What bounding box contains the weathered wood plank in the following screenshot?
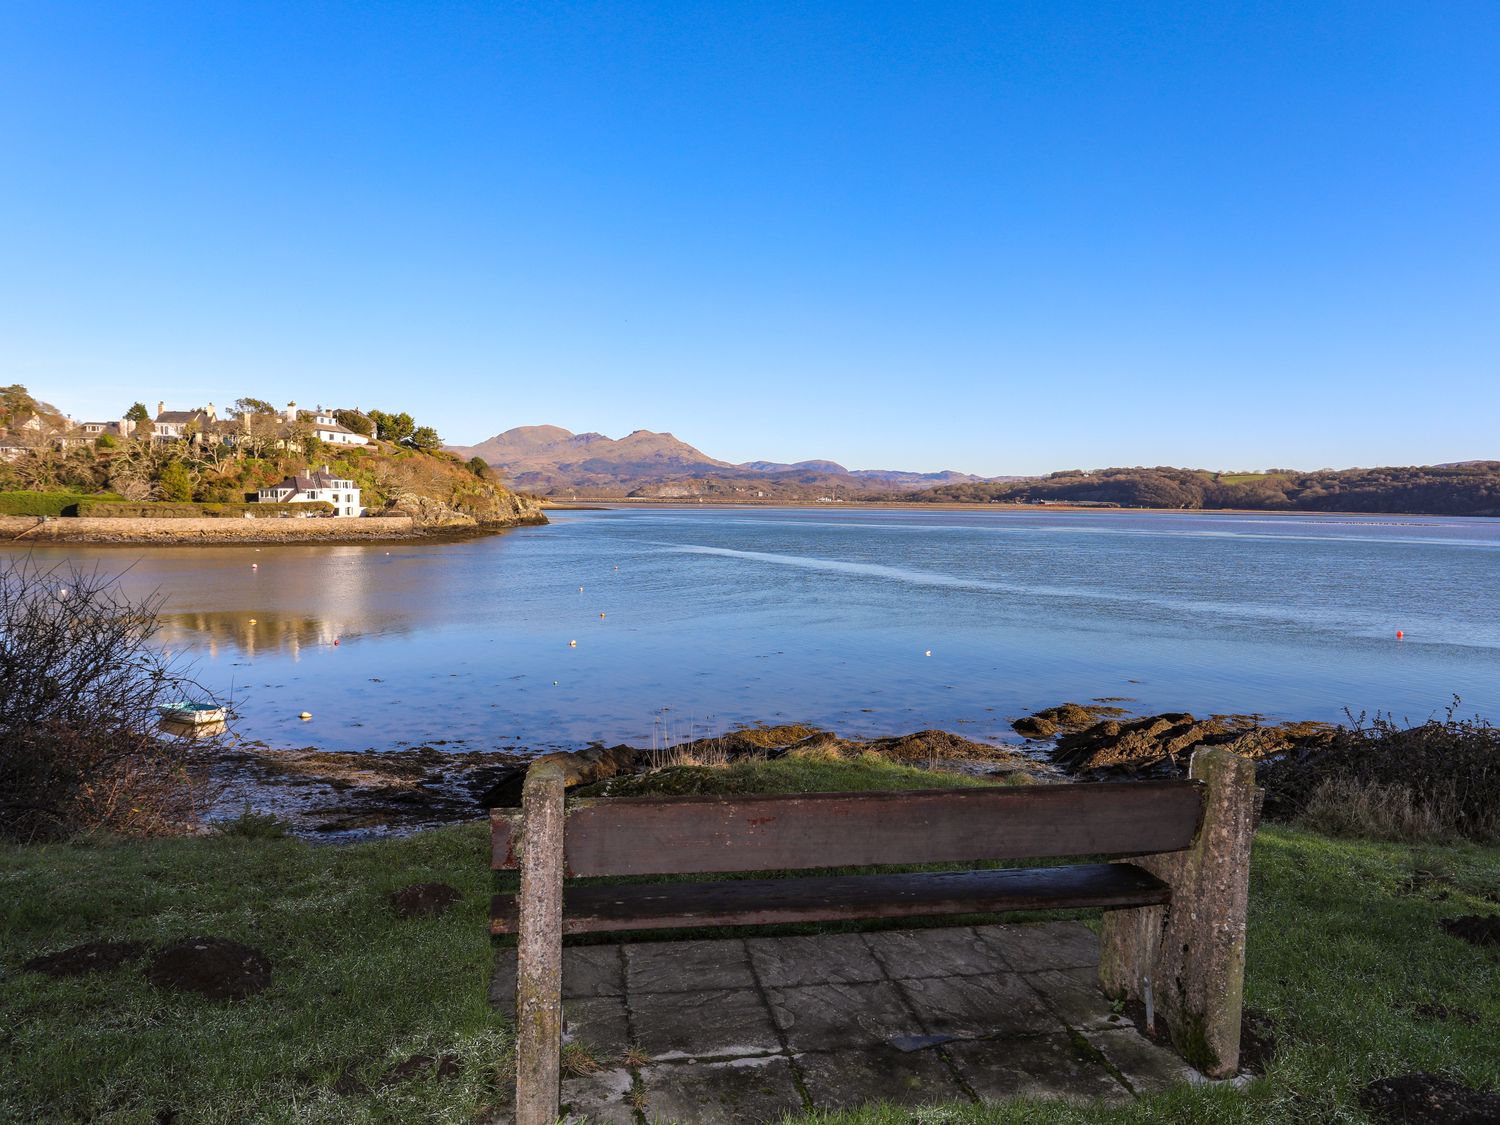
[545,782,1203,877]
[491,862,1170,934]
[490,808,519,870]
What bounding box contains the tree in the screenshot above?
[368,409,415,444]
[232,397,277,418]
[408,425,442,452]
[124,402,150,423]
[333,409,374,437]
[467,456,493,478]
[157,461,193,502]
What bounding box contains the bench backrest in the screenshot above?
[492,780,1204,878]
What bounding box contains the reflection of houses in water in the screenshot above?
[158,612,410,660]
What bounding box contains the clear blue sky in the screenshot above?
[2,2,1496,475]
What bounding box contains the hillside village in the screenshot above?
[0,385,540,528]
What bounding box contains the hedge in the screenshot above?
[74,500,337,519]
[0,491,121,517]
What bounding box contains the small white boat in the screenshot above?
[157,702,228,726]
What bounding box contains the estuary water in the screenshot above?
[8,506,1499,753]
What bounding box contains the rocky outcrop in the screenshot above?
[1051,713,1335,776]
[1012,702,1128,740]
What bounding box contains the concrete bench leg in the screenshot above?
[515,762,566,1125]
[1099,747,1258,1078]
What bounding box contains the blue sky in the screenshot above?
[2,2,1496,475]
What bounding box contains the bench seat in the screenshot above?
[491,861,1171,935]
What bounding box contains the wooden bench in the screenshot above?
[491,747,1258,1124]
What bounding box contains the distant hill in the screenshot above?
[913,464,1500,517]
[448,426,985,497]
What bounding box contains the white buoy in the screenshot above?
[299,711,312,720]
[248,618,257,624]
[924,650,932,657]
[569,639,578,647]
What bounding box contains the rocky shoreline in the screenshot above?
[0,511,546,546]
[207,707,1338,840]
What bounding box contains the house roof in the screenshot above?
[155,410,206,425]
[271,471,352,491]
[311,420,361,435]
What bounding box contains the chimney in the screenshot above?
[284,401,297,423]
[157,401,165,417]
[206,402,216,421]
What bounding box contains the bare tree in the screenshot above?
[0,559,217,840]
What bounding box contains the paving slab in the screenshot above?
[490,921,1207,1118]
[1085,1028,1200,1094]
[489,944,625,1010]
[562,995,632,1059]
[898,971,1059,1039]
[560,1066,636,1124]
[767,980,928,1051]
[624,939,756,994]
[630,986,782,1060]
[945,1033,1131,1104]
[641,1055,803,1124]
[975,921,1100,971]
[1022,967,1136,1032]
[745,932,885,987]
[862,926,1001,980]
[797,1045,970,1110]
[564,945,629,998]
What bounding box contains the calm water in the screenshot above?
[8,507,1499,753]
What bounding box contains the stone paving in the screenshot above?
[491,920,1204,1123]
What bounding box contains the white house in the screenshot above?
[306,407,371,447]
[256,469,364,517]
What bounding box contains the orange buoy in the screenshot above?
[1396,630,1404,639]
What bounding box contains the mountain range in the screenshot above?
[447,426,991,498]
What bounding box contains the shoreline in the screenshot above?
[211,707,1332,841]
[0,512,547,547]
[542,498,1472,519]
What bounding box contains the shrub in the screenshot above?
[75,500,335,518]
[1260,706,1500,844]
[0,560,215,841]
[0,491,107,517]
[157,461,193,502]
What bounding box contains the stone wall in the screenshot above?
[0,515,429,545]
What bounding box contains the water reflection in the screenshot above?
[158,610,412,659]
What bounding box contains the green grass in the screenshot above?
[574,751,1014,799]
[3,756,1498,1124]
[0,826,510,1124]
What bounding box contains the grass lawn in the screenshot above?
[3,756,1497,1124]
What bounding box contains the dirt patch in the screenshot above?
[1413,1003,1480,1025]
[1440,915,1500,947]
[22,940,150,977]
[1359,1073,1500,1124]
[144,937,272,1000]
[381,1053,461,1087]
[1238,1008,1280,1076]
[389,882,463,918]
